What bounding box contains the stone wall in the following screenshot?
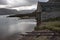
[41,11,60,21]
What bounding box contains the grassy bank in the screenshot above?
[43,17,60,22]
[35,21,60,32]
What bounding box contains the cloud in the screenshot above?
[0,0,49,7]
[0,0,38,7]
[0,0,7,5]
[25,0,38,5]
[39,0,49,2]
[7,0,38,6]
[0,0,49,14]
[8,4,37,11]
[7,0,28,6]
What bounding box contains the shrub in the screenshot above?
[35,21,60,32]
[43,17,60,22]
[34,26,40,30]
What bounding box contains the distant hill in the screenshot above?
[0,8,35,15]
[0,8,18,15]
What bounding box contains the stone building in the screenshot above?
[39,0,60,21]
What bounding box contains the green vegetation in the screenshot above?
[34,17,60,40]
[34,26,40,31]
[35,21,60,32]
[43,17,60,22]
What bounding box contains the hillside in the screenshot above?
[0,8,35,15]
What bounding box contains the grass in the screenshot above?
[35,21,60,32]
[43,17,60,22]
[34,26,40,31]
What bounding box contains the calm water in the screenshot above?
[0,15,36,39]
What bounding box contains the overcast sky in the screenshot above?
[0,0,49,6]
[0,0,49,11]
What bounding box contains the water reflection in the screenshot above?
[0,15,36,38]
